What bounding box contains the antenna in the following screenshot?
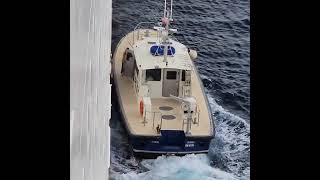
[164,0,173,20]
[164,0,167,17]
[158,0,176,63]
[170,0,173,21]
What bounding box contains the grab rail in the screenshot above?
[132,22,156,44]
[143,108,201,134]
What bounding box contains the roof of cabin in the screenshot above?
[133,37,193,70]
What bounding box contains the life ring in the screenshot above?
[139,100,144,116]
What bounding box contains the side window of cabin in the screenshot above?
[181,70,186,81]
[134,62,139,77]
[146,69,161,81]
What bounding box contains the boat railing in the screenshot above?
[130,21,179,47]
[143,111,162,129]
[132,22,157,45]
[143,108,201,134]
[181,108,201,133]
[182,85,191,97]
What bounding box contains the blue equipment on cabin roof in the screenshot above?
[150,45,176,56]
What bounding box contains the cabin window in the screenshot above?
[166,71,177,80]
[146,69,161,81]
[181,70,186,81]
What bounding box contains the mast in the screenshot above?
[170,0,173,21]
[162,0,172,63]
[164,0,167,17]
[155,0,176,63]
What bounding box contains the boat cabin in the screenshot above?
[121,38,194,100]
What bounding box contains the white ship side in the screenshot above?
[70,0,111,179]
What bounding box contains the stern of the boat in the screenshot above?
[129,130,213,157]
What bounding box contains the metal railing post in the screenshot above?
[152,112,155,129]
[197,111,200,126]
[132,22,154,45]
[160,113,163,129]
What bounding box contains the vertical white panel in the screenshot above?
[70,0,111,179]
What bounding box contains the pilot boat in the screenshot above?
[112,0,215,156]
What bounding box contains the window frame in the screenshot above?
[181,70,186,81]
[145,69,162,81]
[166,71,177,80]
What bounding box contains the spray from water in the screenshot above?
[115,154,239,180]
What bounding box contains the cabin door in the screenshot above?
[162,69,180,97]
[121,49,135,77]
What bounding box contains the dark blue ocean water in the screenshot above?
[110,0,250,179]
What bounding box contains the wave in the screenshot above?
[113,154,240,180]
[110,93,250,179]
[207,94,250,178]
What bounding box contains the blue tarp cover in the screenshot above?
[150,45,176,56]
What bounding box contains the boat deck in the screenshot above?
[113,29,214,137]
